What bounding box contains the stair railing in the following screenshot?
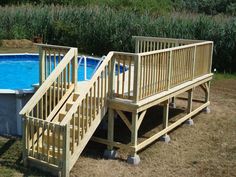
[19,45,78,173]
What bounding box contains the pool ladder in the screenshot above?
[78,55,105,81]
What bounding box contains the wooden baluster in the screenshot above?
[93,82,96,118]
[52,124,56,164]
[77,106,81,145]
[128,57,131,98]
[122,59,125,98]
[117,59,120,95]
[47,122,50,162]
[81,100,85,138]
[90,88,92,124]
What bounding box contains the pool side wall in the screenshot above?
[0,90,34,136]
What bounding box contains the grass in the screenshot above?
[213,73,236,80]
[0,137,51,177]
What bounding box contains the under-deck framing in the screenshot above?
[20,36,213,176]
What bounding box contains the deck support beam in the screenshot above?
[185,89,194,125]
[203,81,211,113]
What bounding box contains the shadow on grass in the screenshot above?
[0,137,51,177]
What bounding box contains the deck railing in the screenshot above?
[23,117,64,166]
[106,37,213,102]
[137,41,213,100]
[133,36,203,53]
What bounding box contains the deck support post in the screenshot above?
[203,82,211,113]
[104,108,117,159]
[127,111,140,165]
[185,89,194,125]
[160,100,171,143]
[170,97,176,108]
[22,118,28,167]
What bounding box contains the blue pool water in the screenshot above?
[0,54,100,90]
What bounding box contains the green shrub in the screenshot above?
[0,5,235,72]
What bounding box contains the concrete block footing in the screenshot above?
[203,107,211,114]
[127,154,140,165]
[169,102,176,109]
[185,118,194,126]
[103,149,118,159]
[159,134,171,143]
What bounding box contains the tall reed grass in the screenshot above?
[0,5,235,72]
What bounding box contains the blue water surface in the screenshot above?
[0,54,100,90]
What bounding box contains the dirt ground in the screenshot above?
[0,76,235,177]
[69,79,236,177]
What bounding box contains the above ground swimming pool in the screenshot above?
[0,53,101,90]
[0,53,102,136]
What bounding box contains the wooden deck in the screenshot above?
[19,36,213,177]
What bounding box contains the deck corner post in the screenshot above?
[73,48,78,92]
[62,124,70,177]
[133,55,140,103]
[209,42,214,74]
[192,45,197,80]
[39,46,46,85]
[108,56,115,99]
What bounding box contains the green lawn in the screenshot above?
[0,137,51,177]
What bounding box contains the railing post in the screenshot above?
[192,46,197,80]
[209,42,214,74]
[62,124,70,177]
[73,48,78,92]
[39,46,46,85]
[167,51,172,90]
[133,55,140,103]
[135,38,139,53]
[108,56,115,99]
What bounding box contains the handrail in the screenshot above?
[138,41,213,56]
[36,43,73,50]
[60,52,114,126]
[133,36,206,53]
[133,36,204,44]
[20,48,77,116]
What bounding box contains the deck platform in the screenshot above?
[20,36,213,176]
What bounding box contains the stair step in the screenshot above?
[66,102,74,111]
[73,93,80,101]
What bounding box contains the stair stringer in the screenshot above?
[69,106,107,170]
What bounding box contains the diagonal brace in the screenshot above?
[116,110,132,131]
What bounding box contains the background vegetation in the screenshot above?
[0,1,235,73]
